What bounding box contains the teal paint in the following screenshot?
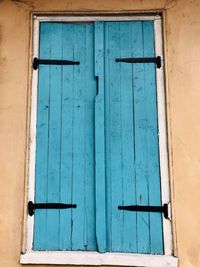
[104,23,112,250]
[133,21,151,253]
[94,21,107,252]
[59,23,74,250]
[71,24,87,250]
[34,22,97,251]
[105,22,124,252]
[33,21,163,254]
[85,24,98,251]
[119,22,137,253]
[71,23,96,251]
[104,21,163,253]
[46,23,62,250]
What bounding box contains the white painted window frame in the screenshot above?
[21,14,178,267]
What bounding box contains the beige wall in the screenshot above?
[0,0,200,266]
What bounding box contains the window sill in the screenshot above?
[20,251,178,266]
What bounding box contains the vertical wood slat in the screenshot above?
[119,22,137,253]
[71,24,86,250]
[59,23,74,250]
[46,23,62,250]
[94,21,107,253]
[84,24,97,251]
[106,22,123,252]
[104,22,112,251]
[143,21,163,254]
[34,22,51,250]
[132,21,151,253]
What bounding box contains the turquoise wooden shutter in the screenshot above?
[103,21,163,254]
[34,22,97,251]
[33,20,163,254]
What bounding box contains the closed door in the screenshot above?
[33,21,164,254]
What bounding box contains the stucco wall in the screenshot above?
[0,0,200,266]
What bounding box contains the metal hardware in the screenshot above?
[28,201,77,216]
[33,57,80,70]
[115,56,161,68]
[118,203,168,219]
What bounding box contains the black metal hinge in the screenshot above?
[33,57,80,70]
[118,203,169,219]
[115,56,161,68]
[28,201,77,216]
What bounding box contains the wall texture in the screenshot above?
[0,0,200,266]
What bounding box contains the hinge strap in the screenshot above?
[28,201,77,216]
[115,56,161,68]
[33,57,80,70]
[118,203,168,219]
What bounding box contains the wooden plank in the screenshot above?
[104,22,112,251]
[20,251,178,267]
[106,22,123,252]
[132,21,150,253]
[154,18,172,255]
[119,22,137,253]
[46,23,63,250]
[84,23,97,251]
[143,21,163,254]
[71,24,87,250]
[94,21,107,252]
[34,22,51,250]
[27,18,40,252]
[21,251,178,266]
[36,15,161,23]
[59,23,74,250]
